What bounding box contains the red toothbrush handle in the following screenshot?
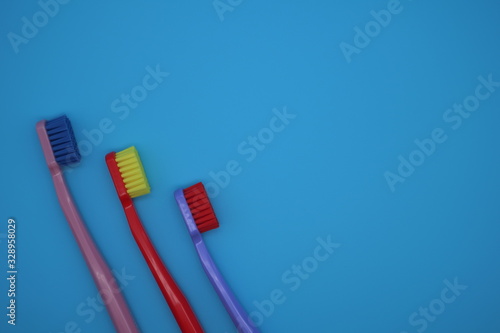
[124,204,204,333]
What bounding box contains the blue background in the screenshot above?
[1,0,500,332]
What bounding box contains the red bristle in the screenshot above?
[183,183,219,233]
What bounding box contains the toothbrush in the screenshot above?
[105,146,204,333]
[174,182,259,333]
[36,115,139,333]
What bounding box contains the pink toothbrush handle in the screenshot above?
[53,172,138,333]
[37,121,139,333]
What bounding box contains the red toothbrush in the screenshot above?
[106,146,204,333]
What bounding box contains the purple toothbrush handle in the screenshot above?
[175,190,260,333]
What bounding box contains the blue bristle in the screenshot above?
[45,115,81,166]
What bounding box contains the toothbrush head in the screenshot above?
[106,146,150,201]
[183,182,219,233]
[45,115,81,166]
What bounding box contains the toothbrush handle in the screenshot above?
[52,172,139,333]
[194,239,259,333]
[123,204,204,333]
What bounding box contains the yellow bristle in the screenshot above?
[115,146,150,198]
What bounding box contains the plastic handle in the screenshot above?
[123,204,204,333]
[175,190,260,333]
[36,121,139,333]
